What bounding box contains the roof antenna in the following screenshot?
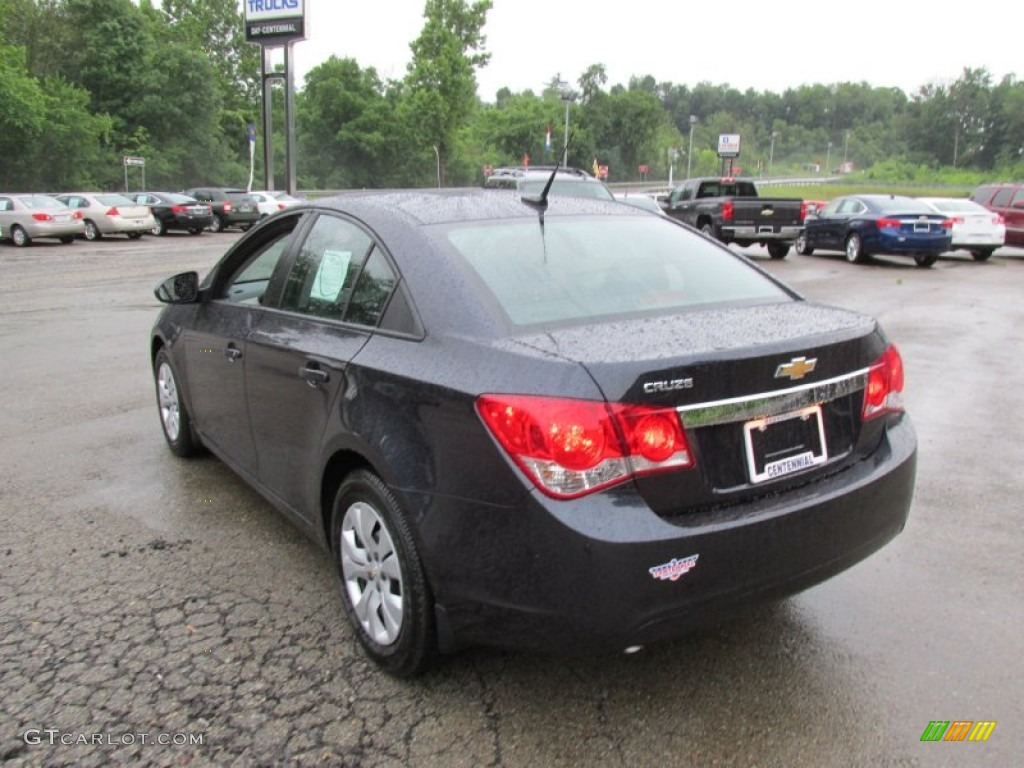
[522,130,574,220]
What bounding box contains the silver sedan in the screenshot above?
[57,192,157,241]
[0,193,85,246]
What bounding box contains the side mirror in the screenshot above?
[154,271,199,304]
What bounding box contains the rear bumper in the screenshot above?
[24,221,85,239]
[875,230,950,255]
[104,217,156,234]
[421,416,916,655]
[722,225,802,241]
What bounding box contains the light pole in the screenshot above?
[843,130,850,165]
[559,80,576,167]
[686,115,697,179]
[432,145,440,188]
[769,131,777,176]
[826,141,833,174]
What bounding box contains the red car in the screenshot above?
[970,183,1024,247]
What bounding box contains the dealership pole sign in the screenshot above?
[244,0,306,45]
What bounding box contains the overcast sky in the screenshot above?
[285,0,1021,100]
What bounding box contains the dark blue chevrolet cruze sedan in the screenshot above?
[151,188,917,676]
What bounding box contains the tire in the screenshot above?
[151,218,166,236]
[795,233,814,256]
[154,348,200,458]
[11,225,30,247]
[845,233,865,264]
[331,470,435,678]
[700,222,715,240]
[59,236,75,244]
[240,223,252,232]
[209,216,224,233]
[767,242,789,260]
[914,253,938,268]
[971,249,994,262]
[84,220,101,241]
[189,228,203,235]
[127,232,143,239]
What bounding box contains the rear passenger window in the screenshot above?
[1012,189,1024,206]
[281,215,373,319]
[991,189,1013,207]
[346,250,397,326]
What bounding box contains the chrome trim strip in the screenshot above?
[677,369,869,428]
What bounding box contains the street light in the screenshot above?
[559,80,576,167]
[432,145,440,188]
[769,131,777,176]
[826,141,833,174]
[843,130,850,165]
[686,115,697,179]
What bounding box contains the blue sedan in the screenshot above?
[796,194,952,267]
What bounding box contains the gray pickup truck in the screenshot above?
[661,177,806,259]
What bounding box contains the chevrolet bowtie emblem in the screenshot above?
[761,209,774,216]
[775,356,817,380]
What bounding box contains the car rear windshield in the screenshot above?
[97,194,134,206]
[18,195,64,209]
[444,215,790,326]
[873,197,935,214]
[518,180,614,200]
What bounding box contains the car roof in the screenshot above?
[306,187,636,228]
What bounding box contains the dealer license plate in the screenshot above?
[743,405,827,484]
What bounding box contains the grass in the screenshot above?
[767,182,974,201]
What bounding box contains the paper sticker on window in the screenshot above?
[311,249,351,301]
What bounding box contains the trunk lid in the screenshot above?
[514,301,889,513]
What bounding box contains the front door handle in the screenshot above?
[225,346,242,362]
[299,365,329,387]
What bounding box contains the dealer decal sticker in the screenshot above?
[649,555,699,582]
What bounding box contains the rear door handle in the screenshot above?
[299,365,329,387]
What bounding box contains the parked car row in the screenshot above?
[795,192,1007,266]
[0,187,304,246]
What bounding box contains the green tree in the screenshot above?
[297,57,400,188]
[402,0,492,186]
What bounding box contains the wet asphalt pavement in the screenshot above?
[1,231,1021,767]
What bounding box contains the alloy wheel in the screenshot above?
[156,362,181,441]
[340,500,404,646]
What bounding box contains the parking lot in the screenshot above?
[1,233,1022,766]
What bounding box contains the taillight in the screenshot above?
[277,203,286,211]
[477,394,693,499]
[223,202,233,213]
[863,345,905,420]
[32,213,53,221]
[940,218,954,230]
[72,211,83,219]
[993,214,1005,225]
[170,205,187,214]
[722,200,734,222]
[949,216,964,225]
[106,207,120,216]
[876,218,901,229]
[799,201,809,222]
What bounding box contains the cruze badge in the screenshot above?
[643,377,693,394]
[649,555,699,582]
[775,356,817,380]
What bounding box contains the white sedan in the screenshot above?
[247,190,303,219]
[918,197,1006,261]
